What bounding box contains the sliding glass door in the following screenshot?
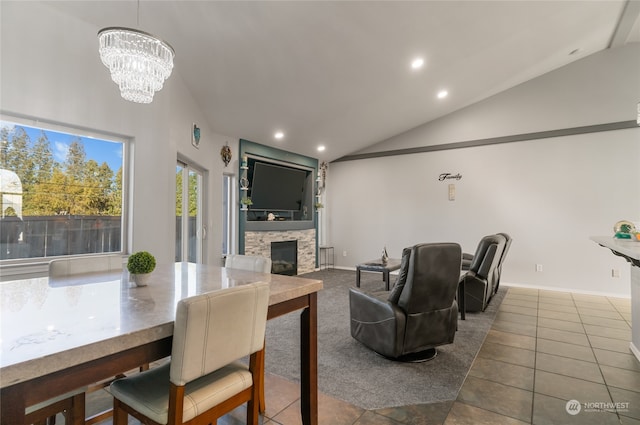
[175,161,206,263]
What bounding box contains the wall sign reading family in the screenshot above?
[438,173,462,181]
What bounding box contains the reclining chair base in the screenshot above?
[390,348,438,363]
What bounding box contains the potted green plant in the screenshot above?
[127,251,156,286]
[240,197,253,210]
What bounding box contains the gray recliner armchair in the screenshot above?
[492,233,512,293]
[460,234,507,312]
[349,242,462,361]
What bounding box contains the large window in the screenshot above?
[0,118,126,261]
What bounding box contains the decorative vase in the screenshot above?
[131,273,152,287]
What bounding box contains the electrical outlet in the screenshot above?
[612,269,620,278]
[536,264,543,272]
[343,250,347,257]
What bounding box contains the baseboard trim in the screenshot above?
[314,271,631,298]
[502,281,631,299]
[630,342,640,363]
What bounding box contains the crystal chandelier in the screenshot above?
[98,27,175,103]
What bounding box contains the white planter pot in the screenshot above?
[131,273,152,287]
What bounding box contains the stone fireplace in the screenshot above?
[244,229,316,274]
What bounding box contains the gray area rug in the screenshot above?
[265,269,506,410]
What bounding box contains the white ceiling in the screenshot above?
[47,0,640,162]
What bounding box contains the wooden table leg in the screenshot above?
[383,270,390,290]
[259,339,266,414]
[1,383,26,425]
[458,278,466,320]
[356,267,362,287]
[300,293,318,425]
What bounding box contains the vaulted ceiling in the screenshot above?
[47,0,640,161]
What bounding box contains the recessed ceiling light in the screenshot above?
[274,131,284,139]
[437,90,448,99]
[317,145,326,152]
[411,58,424,70]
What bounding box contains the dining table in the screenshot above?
[0,262,323,425]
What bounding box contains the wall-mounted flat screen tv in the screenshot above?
[251,162,307,211]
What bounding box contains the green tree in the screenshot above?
[80,160,114,214]
[6,127,34,187]
[0,127,10,168]
[188,172,198,216]
[1,123,123,217]
[175,168,198,217]
[39,168,72,215]
[176,168,183,216]
[64,138,86,181]
[108,167,123,215]
[81,159,102,214]
[25,132,57,215]
[31,131,55,182]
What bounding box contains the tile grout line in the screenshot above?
[531,288,540,424]
[572,292,620,421]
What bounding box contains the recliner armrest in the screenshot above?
[460,270,485,284]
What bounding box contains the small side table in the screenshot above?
[356,258,401,291]
[319,246,334,270]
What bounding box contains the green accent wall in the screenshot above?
[238,139,319,266]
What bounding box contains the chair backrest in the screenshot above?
[170,282,270,386]
[468,235,505,277]
[387,247,412,304]
[225,254,272,274]
[49,254,123,277]
[396,242,462,314]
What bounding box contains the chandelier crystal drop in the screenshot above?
[98,27,175,104]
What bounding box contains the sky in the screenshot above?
[1,121,123,173]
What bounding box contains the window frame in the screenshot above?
[222,172,236,258]
[0,113,131,273]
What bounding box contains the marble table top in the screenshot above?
[591,236,640,264]
[0,262,323,389]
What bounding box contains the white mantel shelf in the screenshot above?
[591,236,640,363]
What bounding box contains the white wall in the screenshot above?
[0,1,238,265]
[327,44,640,297]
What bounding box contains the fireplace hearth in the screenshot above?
[271,240,297,276]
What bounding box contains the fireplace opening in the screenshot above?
[271,240,297,276]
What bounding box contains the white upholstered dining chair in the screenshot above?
[110,281,270,425]
[224,254,272,274]
[224,253,272,413]
[26,255,124,424]
[48,254,123,277]
[37,254,124,425]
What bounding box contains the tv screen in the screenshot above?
[251,162,307,211]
